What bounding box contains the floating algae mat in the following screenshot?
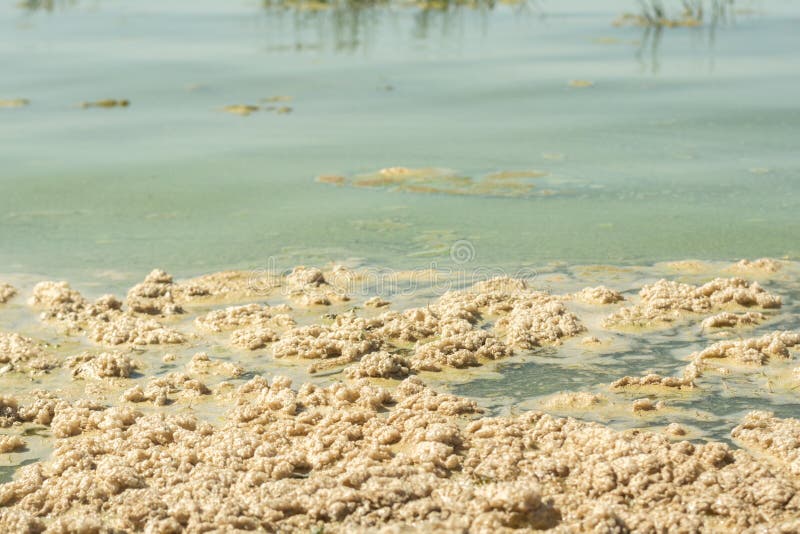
[317,167,554,198]
[2,258,800,530]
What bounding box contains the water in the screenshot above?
[1,0,799,282]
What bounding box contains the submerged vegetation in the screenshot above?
[16,0,77,10]
[15,0,735,24]
[15,0,736,51]
[616,0,735,28]
[261,0,529,12]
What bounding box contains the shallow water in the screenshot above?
[2,0,800,281]
[2,259,800,486]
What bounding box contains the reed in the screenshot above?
[618,0,734,27]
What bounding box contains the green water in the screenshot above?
[1,0,799,282]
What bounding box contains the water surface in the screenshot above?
[1,0,799,281]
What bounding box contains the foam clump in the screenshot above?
[195,303,294,350]
[30,279,185,346]
[0,283,16,304]
[0,332,52,375]
[344,351,411,379]
[571,286,625,305]
[611,368,698,391]
[195,303,293,332]
[174,270,266,301]
[66,351,136,379]
[0,434,24,453]
[185,352,244,378]
[604,277,781,328]
[701,311,766,329]
[664,423,687,437]
[125,269,183,315]
[1,390,140,439]
[269,276,584,375]
[691,331,800,367]
[364,296,390,308]
[412,330,510,371]
[121,372,210,406]
[88,314,186,345]
[731,258,783,274]
[732,411,800,476]
[631,398,665,413]
[2,378,799,531]
[495,298,585,348]
[273,323,380,363]
[286,266,350,306]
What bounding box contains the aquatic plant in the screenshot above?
[16,0,77,10]
[616,0,734,27]
[261,0,530,12]
[258,0,537,51]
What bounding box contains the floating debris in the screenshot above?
[222,104,260,116]
[592,37,622,45]
[223,103,293,116]
[315,174,347,186]
[0,98,29,108]
[603,277,781,329]
[261,95,293,103]
[730,257,783,274]
[79,99,130,108]
[317,166,552,198]
[0,283,16,304]
[484,170,547,180]
[0,435,25,453]
[701,311,767,329]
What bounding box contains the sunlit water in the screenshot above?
[2,0,800,280]
[1,0,800,482]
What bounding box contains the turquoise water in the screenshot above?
[1,0,800,281]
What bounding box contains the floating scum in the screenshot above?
[316,167,554,198]
[0,259,800,531]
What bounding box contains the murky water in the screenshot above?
[2,0,800,280]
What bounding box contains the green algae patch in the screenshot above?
[79,99,130,109]
[222,103,293,116]
[223,104,260,116]
[0,99,29,108]
[316,174,347,186]
[316,166,552,198]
